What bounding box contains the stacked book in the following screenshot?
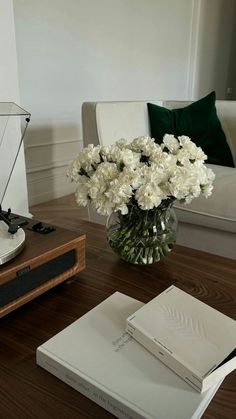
[36,286,236,419]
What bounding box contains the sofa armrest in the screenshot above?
[82,101,163,147]
[215,101,236,166]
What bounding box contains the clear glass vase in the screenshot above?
[106,200,178,265]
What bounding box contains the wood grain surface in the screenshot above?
[0,199,235,419]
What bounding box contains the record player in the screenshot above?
[0,103,31,264]
[0,103,86,318]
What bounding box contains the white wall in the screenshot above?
[13,0,236,205]
[13,0,197,205]
[0,0,29,216]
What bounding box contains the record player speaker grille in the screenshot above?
[0,250,75,308]
[0,222,86,318]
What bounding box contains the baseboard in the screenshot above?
[27,165,76,206]
[25,136,82,206]
[28,181,76,206]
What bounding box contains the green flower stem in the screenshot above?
[107,201,177,265]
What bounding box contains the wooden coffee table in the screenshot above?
[0,218,235,419]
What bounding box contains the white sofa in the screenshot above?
[81,100,236,260]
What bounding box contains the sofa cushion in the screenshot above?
[147,92,234,167]
[174,164,236,233]
[96,102,152,145]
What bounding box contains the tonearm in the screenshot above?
[0,206,19,235]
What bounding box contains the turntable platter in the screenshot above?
[0,221,25,265]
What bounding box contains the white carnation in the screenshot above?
[93,161,118,182]
[75,176,89,207]
[68,134,215,214]
[91,195,114,216]
[130,136,156,153]
[87,162,119,215]
[120,149,141,169]
[116,138,129,149]
[78,144,101,174]
[178,135,207,162]
[67,157,81,182]
[162,134,180,153]
[201,183,214,198]
[169,166,201,200]
[135,183,164,210]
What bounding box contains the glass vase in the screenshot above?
[106,200,177,265]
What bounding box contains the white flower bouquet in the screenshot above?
[67,135,215,264]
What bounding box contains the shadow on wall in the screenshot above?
[24,122,82,206]
[226,2,236,100]
[195,0,236,100]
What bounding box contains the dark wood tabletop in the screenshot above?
[0,218,235,419]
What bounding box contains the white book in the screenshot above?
[37,292,222,419]
[126,286,236,393]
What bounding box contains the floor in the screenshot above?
[30,194,89,226]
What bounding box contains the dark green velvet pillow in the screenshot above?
[147,92,234,167]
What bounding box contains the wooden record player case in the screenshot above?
[0,219,86,318]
